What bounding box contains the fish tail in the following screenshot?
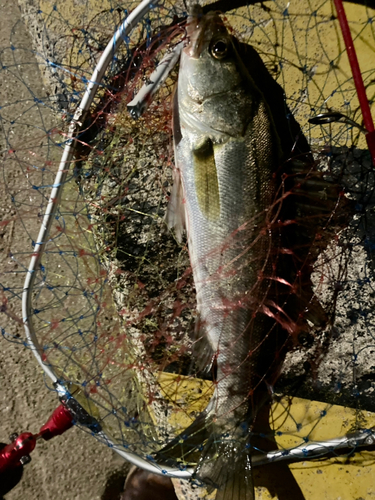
[156,410,255,499]
[194,424,254,500]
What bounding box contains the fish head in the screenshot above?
[179,7,243,104]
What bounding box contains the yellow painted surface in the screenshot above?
[158,372,375,499]
[227,0,375,150]
[270,399,375,500]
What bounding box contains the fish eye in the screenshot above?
[209,38,230,60]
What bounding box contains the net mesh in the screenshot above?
[1,0,375,492]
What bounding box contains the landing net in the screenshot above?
[1,0,375,494]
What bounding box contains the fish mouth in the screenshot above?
[185,6,228,59]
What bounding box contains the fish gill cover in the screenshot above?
[1,0,375,498]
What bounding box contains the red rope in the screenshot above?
[333,0,375,166]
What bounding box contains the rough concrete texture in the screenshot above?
[0,2,130,499]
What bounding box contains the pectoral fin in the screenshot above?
[193,139,220,221]
[194,424,255,500]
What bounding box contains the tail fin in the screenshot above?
[156,413,254,500]
[194,429,254,500]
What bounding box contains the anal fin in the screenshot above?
[194,427,255,500]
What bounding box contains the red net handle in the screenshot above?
[333,0,375,166]
[0,404,73,474]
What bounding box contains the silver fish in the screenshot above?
[163,9,283,499]
[161,6,339,500]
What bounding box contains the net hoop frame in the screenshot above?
[19,0,195,479]
[19,0,375,480]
